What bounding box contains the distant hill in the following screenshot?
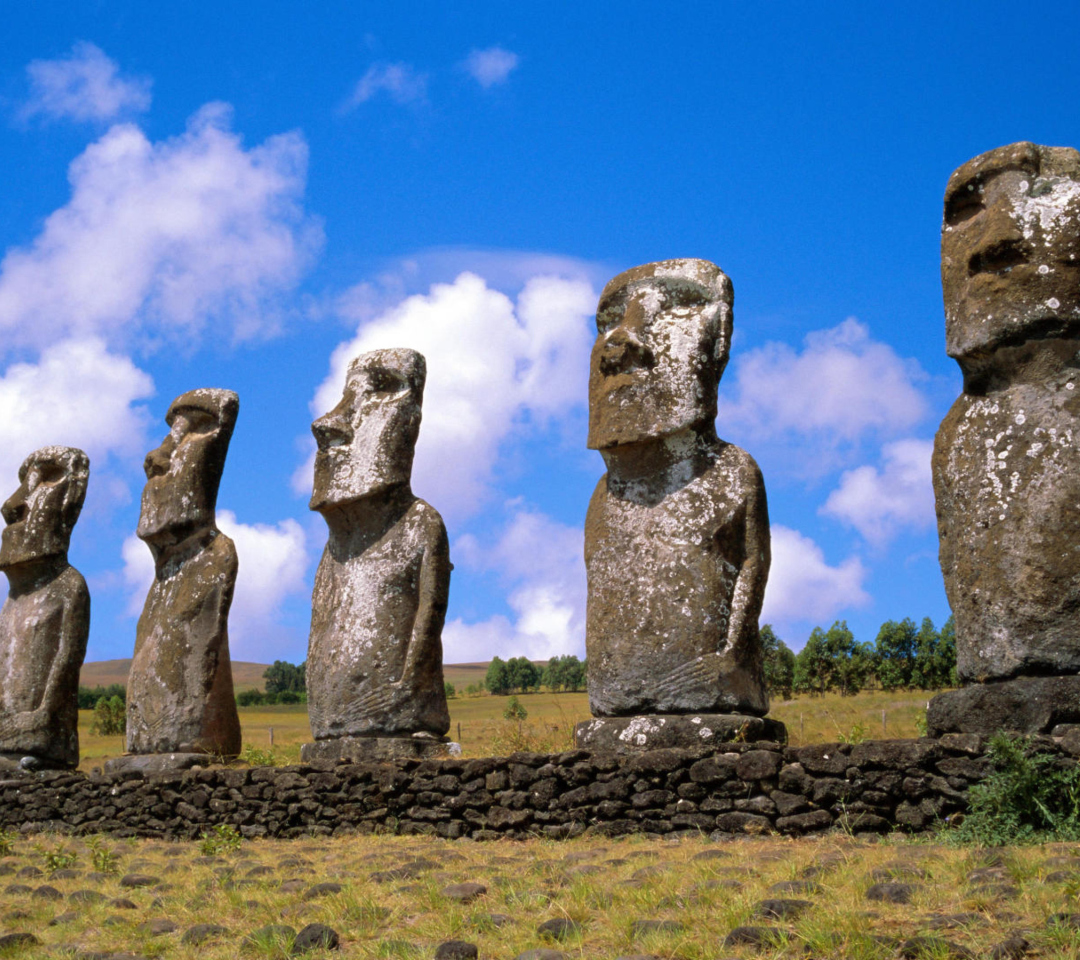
[80,659,540,692]
[81,659,271,692]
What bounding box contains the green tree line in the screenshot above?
[762,616,957,699]
[483,655,587,695]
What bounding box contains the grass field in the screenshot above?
[76,688,939,771]
[0,829,1076,959]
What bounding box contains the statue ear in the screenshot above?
[59,464,89,534]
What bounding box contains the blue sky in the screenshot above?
[2,3,1078,665]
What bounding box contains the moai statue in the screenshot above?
[928,142,1080,736]
[574,259,784,753]
[300,348,452,762]
[0,447,89,770]
[110,390,242,772]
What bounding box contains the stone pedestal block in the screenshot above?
[574,713,786,753]
[300,736,459,763]
[928,676,1080,736]
[104,753,210,775]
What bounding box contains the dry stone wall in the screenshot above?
[1,735,1075,841]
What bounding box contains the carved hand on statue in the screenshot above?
[351,681,402,721]
[651,654,723,703]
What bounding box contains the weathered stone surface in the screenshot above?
[575,714,784,753]
[934,143,1080,698]
[104,752,208,775]
[306,349,450,745]
[928,676,1080,736]
[584,259,770,718]
[125,389,241,758]
[300,735,454,763]
[0,447,90,769]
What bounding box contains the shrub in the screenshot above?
[90,695,126,735]
[199,823,243,855]
[951,732,1080,845]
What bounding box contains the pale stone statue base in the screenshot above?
[574,714,787,753]
[928,677,1080,737]
[300,736,460,763]
[104,753,213,775]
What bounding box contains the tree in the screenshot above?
[794,627,830,696]
[912,615,957,690]
[506,656,541,693]
[760,625,795,700]
[543,655,586,692]
[444,681,456,699]
[91,695,126,735]
[874,618,918,690]
[485,657,509,696]
[263,660,306,695]
[795,620,870,696]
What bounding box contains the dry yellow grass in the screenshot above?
[0,830,1075,959]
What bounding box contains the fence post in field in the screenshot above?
[882,710,887,736]
[269,726,274,747]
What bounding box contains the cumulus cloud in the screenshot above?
[21,42,151,123]
[305,271,595,519]
[463,47,519,88]
[443,508,585,662]
[0,338,153,486]
[345,62,428,107]
[761,525,869,628]
[0,102,321,351]
[821,438,935,546]
[121,511,309,661]
[719,318,928,469]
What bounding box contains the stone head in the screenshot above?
[942,141,1080,368]
[588,258,733,450]
[0,446,89,571]
[137,388,238,546]
[310,348,425,513]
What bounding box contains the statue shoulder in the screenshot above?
[706,441,765,490]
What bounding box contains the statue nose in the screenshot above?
[312,410,353,450]
[1,486,27,526]
[144,443,171,480]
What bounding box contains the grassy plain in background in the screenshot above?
[77,687,937,771]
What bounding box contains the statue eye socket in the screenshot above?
[663,287,708,309]
[945,183,984,226]
[364,369,407,395]
[27,462,64,489]
[596,303,623,333]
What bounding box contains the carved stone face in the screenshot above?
[587,259,733,450]
[137,389,238,546]
[0,446,89,571]
[942,141,1080,366]
[310,348,425,512]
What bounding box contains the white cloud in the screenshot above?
[0,338,153,486]
[463,47,519,88]
[306,271,595,520]
[121,511,309,661]
[22,42,151,123]
[719,318,928,459]
[0,102,321,351]
[761,524,869,628]
[821,438,935,546]
[345,62,428,107]
[444,508,585,662]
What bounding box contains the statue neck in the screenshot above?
[2,553,67,597]
[146,526,217,578]
[961,335,1080,394]
[601,425,719,500]
[320,483,416,559]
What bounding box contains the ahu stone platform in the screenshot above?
[2,734,1075,842]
